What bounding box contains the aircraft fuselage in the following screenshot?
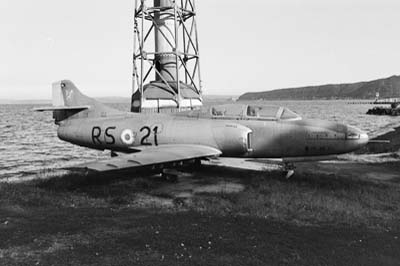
[57,112,368,158]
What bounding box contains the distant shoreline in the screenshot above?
[0,100,51,105]
[238,75,400,101]
[0,98,387,105]
[0,95,237,105]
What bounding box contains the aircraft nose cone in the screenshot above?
[346,125,369,149]
[359,131,369,145]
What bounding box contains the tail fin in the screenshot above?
[35,80,123,123]
[53,80,94,107]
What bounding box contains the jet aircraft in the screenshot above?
[35,80,369,178]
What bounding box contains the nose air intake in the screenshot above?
[247,132,253,152]
[359,132,369,145]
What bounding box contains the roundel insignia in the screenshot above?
[121,129,134,145]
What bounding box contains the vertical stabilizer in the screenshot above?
[52,80,97,107]
[35,80,123,123]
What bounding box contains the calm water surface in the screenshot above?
[1,101,399,180]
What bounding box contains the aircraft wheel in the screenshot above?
[192,159,202,170]
[283,162,296,179]
[285,170,295,179]
[161,170,179,183]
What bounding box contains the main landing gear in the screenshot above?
[160,159,203,182]
[161,169,180,182]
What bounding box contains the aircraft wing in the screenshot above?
[73,144,222,172]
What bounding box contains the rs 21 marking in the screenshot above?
[91,125,159,146]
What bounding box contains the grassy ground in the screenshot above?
[1,163,400,265]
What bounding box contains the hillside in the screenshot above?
[239,75,400,101]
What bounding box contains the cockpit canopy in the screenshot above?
[209,104,301,121]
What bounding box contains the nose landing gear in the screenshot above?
[284,162,296,179]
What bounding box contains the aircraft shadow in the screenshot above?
[33,162,384,199]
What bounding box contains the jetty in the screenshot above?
[347,98,400,105]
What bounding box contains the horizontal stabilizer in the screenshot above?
[33,105,90,112]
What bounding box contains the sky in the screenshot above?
[0,0,399,99]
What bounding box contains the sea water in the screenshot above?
[0,101,399,181]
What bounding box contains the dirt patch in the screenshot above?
[129,193,175,209]
[193,182,245,194]
[151,176,245,199]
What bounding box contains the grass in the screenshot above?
[1,164,400,265]
[187,165,400,230]
[1,164,400,230]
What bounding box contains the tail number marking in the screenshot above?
[140,126,159,146]
[91,126,116,145]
